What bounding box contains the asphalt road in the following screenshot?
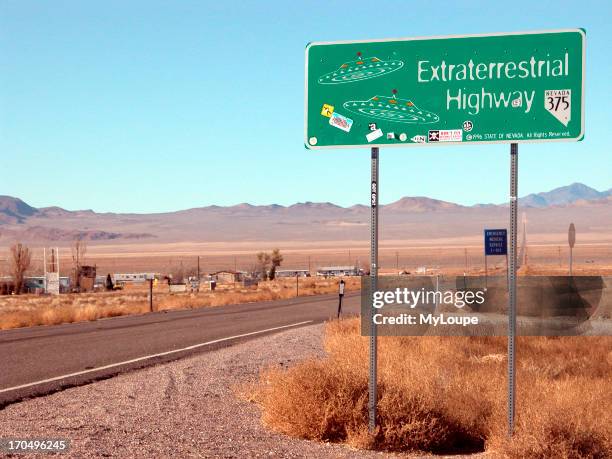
[0,292,360,407]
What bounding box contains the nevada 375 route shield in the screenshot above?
[305,29,585,149]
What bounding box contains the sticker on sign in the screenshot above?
[366,129,383,142]
[428,129,462,142]
[329,112,353,132]
[321,103,334,118]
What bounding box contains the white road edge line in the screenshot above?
[0,320,314,394]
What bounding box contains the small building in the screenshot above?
[169,283,187,294]
[212,270,244,283]
[24,276,71,294]
[24,276,45,293]
[0,276,70,294]
[76,265,97,292]
[275,269,311,278]
[316,266,362,277]
[94,275,108,290]
[112,273,157,284]
[0,276,14,295]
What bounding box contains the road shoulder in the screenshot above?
[0,323,396,458]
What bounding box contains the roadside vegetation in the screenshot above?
[0,277,360,331]
[253,318,612,458]
[256,248,284,280]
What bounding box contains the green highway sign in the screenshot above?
[305,29,585,149]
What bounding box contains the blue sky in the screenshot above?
[1,0,610,213]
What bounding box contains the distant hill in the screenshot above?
[0,196,38,223]
[384,197,462,212]
[0,196,155,241]
[518,183,612,208]
[0,183,610,243]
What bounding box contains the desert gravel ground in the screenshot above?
[0,324,489,458]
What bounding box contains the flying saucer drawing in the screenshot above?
[318,52,403,85]
[342,91,440,124]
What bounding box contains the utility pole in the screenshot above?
[395,251,399,271]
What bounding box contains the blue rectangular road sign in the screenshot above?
[485,229,508,255]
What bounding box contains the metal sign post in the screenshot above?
[508,143,518,436]
[484,254,488,290]
[369,147,379,432]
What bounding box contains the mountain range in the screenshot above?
[518,183,612,207]
[0,183,610,244]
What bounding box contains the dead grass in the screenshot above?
[253,318,612,457]
[0,277,360,330]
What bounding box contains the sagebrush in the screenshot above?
[254,319,612,458]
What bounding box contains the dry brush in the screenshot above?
[253,318,612,458]
[0,277,359,331]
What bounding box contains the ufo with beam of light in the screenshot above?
[318,53,404,84]
[342,93,440,124]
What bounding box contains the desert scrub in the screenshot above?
[254,318,612,457]
[0,277,360,330]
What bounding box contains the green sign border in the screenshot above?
[304,29,585,150]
